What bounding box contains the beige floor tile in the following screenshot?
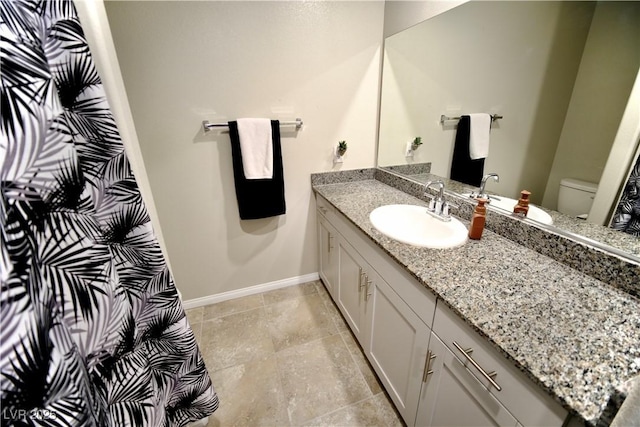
[200,307,275,372]
[205,356,289,427]
[340,331,384,395]
[264,294,338,352]
[185,306,204,325]
[302,395,394,427]
[203,294,264,321]
[276,334,371,425]
[315,281,350,333]
[262,282,318,306]
[372,393,405,427]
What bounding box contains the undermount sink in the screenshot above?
[463,194,553,225]
[369,204,468,249]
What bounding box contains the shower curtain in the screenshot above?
[611,151,640,236]
[1,1,218,425]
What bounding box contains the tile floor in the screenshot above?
[186,280,405,427]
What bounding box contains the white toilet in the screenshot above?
[557,178,598,219]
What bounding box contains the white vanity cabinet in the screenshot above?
[416,331,520,427]
[316,194,437,424]
[421,303,568,427]
[336,236,370,343]
[334,220,431,423]
[366,269,432,424]
[317,214,338,297]
[314,194,568,427]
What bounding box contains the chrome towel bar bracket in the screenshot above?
[440,114,503,124]
[202,118,304,133]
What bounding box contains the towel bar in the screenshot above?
[440,114,503,124]
[203,118,303,133]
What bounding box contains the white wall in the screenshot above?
[74,0,173,272]
[378,1,594,203]
[104,1,384,300]
[589,69,640,225]
[542,1,640,211]
[383,0,465,38]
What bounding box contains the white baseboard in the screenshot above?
[181,272,320,310]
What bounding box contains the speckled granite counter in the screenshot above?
[374,168,640,299]
[312,176,640,426]
[381,165,640,260]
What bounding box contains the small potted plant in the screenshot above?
[411,137,422,151]
[337,141,348,157]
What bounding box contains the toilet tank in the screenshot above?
[557,178,598,217]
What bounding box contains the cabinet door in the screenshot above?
[318,215,337,297]
[337,237,367,341]
[416,333,519,427]
[366,273,431,426]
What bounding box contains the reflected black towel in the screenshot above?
[450,115,485,187]
[229,120,286,220]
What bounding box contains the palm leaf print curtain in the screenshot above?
[1,1,218,425]
[611,151,640,236]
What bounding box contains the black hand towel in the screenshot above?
[228,120,286,220]
[450,115,485,187]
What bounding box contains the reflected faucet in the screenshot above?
[476,173,499,199]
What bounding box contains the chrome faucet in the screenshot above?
[424,180,452,221]
[474,173,499,199]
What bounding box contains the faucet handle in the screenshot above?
[442,202,450,218]
[435,199,443,214]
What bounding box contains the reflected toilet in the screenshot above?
[557,178,598,219]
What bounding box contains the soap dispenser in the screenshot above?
[468,198,487,240]
[513,190,531,217]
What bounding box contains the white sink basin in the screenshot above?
[369,204,468,249]
[462,194,553,225]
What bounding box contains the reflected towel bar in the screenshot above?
[202,118,304,133]
[440,114,503,124]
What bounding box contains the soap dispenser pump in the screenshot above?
[513,190,531,217]
[468,198,487,240]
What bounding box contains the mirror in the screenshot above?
[378,0,640,259]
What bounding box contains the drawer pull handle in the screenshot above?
[328,235,334,251]
[452,341,502,391]
[319,206,328,214]
[422,350,436,383]
[359,269,366,291]
[365,276,372,300]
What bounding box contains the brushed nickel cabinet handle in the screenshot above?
[365,276,372,300]
[359,268,366,291]
[422,350,436,383]
[452,341,502,391]
[328,235,334,251]
[319,206,328,214]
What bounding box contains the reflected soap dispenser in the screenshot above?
[513,190,531,217]
[468,198,487,240]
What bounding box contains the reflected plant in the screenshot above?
[411,137,422,150]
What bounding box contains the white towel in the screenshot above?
[237,118,273,179]
[468,113,491,160]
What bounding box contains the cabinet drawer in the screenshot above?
[433,303,567,426]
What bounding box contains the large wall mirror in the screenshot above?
[378,0,640,260]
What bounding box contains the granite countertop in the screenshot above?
[384,165,640,260]
[312,178,640,426]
